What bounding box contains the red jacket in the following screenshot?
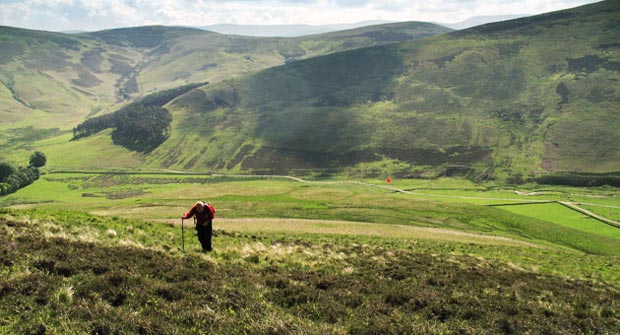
[183,202,214,227]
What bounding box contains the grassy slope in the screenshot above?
[164,0,620,179]
[4,173,620,257]
[447,2,620,174]
[0,22,450,167]
[0,26,146,123]
[3,173,620,332]
[2,204,620,334]
[134,22,452,94]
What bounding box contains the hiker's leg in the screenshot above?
[197,225,212,251]
[204,221,213,251]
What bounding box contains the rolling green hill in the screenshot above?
[0,22,450,127]
[0,22,451,166]
[160,0,620,181]
[2,1,619,181]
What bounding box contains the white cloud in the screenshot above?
[27,0,75,7]
[0,0,601,32]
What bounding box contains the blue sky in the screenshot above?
[0,0,601,32]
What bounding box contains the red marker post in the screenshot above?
[386,178,392,186]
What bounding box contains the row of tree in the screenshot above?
[0,151,46,196]
[73,82,206,152]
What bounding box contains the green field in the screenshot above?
[4,172,620,260]
[499,203,620,237]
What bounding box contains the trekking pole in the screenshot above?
[181,217,185,252]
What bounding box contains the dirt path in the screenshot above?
[157,217,542,248]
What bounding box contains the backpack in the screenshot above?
[205,202,215,219]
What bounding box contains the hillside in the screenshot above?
[0,22,450,127]
[162,0,620,180]
[2,201,620,334]
[0,22,450,166]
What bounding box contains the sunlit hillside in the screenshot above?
[162,0,620,180]
[0,22,451,167]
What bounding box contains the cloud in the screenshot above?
[0,0,601,32]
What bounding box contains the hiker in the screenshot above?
[182,201,215,252]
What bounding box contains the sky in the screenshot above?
[0,0,601,32]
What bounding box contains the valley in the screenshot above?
[1,1,620,333]
[1,1,619,181]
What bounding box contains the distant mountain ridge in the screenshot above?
[60,16,528,37]
[438,15,529,30]
[199,16,534,37]
[199,21,393,37]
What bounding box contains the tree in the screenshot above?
[0,162,15,182]
[73,83,203,141]
[0,156,42,196]
[111,105,172,152]
[29,151,47,168]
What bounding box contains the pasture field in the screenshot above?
[3,171,620,260]
[580,203,620,223]
[2,173,620,334]
[4,171,619,219]
[499,203,620,238]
